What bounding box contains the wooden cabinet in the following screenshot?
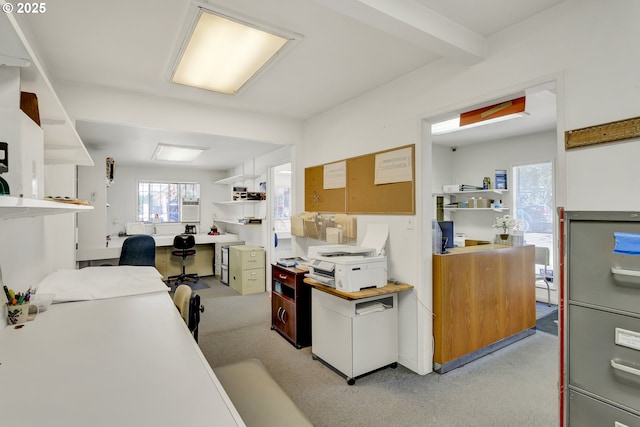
[565,211,640,425]
[432,244,535,373]
[271,264,311,349]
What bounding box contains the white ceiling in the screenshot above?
[13,0,563,169]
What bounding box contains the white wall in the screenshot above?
[298,0,640,374]
[105,164,225,236]
[437,131,557,242]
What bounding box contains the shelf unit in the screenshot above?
[213,174,264,226]
[271,264,312,349]
[441,189,509,213]
[2,12,93,166]
[0,196,93,219]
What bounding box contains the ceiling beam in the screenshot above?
[317,0,486,65]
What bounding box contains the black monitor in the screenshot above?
[438,221,454,249]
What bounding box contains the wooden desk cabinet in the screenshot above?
[432,244,535,373]
[271,264,311,348]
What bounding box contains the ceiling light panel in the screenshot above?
[152,144,207,162]
[171,9,291,95]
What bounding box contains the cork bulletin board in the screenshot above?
[304,164,346,213]
[304,144,415,215]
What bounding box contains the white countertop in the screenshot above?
[0,292,245,426]
[76,233,242,261]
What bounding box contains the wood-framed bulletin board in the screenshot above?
[304,144,415,215]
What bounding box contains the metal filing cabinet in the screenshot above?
[229,245,265,295]
[566,211,640,426]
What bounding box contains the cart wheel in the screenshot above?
[391,362,398,369]
[347,378,355,386]
[312,354,318,360]
[296,344,302,349]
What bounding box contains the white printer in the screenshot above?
[305,224,388,293]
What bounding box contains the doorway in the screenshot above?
[270,162,292,264]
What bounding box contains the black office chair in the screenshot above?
[118,234,156,266]
[168,234,199,288]
[173,284,204,342]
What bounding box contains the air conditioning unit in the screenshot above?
[180,198,200,222]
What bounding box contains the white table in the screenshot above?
[0,292,245,426]
[76,233,242,261]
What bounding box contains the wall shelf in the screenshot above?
[2,12,93,166]
[215,219,262,226]
[0,196,93,219]
[444,208,510,213]
[214,200,262,205]
[441,189,507,196]
[213,174,259,185]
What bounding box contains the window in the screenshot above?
[512,162,554,283]
[137,181,200,223]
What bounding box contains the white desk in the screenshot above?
[76,233,241,261]
[0,292,245,426]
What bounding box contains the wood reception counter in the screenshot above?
[432,244,535,373]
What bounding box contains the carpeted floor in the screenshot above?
[195,277,560,427]
[536,309,558,336]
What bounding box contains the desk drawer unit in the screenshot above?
[271,264,311,349]
[566,211,640,425]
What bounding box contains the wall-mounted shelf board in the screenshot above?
[441,189,507,196]
[213,174,259,185]
[444,208,509,213]
[214,200,262,206]
[0,196,93,219]
[216,219,263,226]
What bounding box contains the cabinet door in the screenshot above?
[272,293,297,341]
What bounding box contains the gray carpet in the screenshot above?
[536,309,559,336]
[195,277,560,427]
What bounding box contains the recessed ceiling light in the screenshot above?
[171,7,298,95]
[152,144,207,162]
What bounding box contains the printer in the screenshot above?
[305,224,389,293]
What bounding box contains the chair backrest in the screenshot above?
[535,246,550,266]
[173,284,191,323]
[173,284,203,341]
[173,234,196,250]
[119,234,156,266]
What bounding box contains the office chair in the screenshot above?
[535,246,552,307]
[173,284,204,342]
[168,234,199,288]
[118,234,156,266]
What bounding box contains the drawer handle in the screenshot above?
[279,274,288,280]
[611,359,640,377]
[611,267,640,277]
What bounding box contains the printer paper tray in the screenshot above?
[305,273,335,287]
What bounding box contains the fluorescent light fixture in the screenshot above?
[431,112,529,135]
[277,170,292,175]
[171,8,291,94]
[152,144,207,162]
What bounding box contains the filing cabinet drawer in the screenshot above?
[568,219,640,314]
[231,246,265,270]
[569,305,640,413]
[231,267,265,295]
[568,389,640,427]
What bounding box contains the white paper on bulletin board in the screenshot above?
[323,161,346,189]
[374,147,413,185]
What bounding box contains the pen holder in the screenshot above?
[6,302,39,325]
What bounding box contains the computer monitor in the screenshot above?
[438,221,454,249]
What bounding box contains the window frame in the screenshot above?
[137,180,200,223]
